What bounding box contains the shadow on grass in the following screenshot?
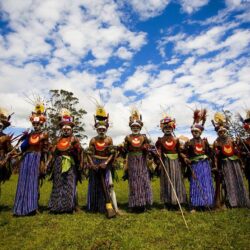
[0,205,12,212]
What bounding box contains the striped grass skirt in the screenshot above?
[222,159,250,208]
[87,159,112,213]
[48,156,77,213]
[190,159,214,207]
[127,153,152,208]
[160,158,187,205]
[13,152,41,216]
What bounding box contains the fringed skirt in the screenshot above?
[160,157,187,204]
[127,153,152,208]
[87,159,111,213]
[222,159,249,207]
[13,152,41,215]
[190,159,214,207]
[48,156,77,212]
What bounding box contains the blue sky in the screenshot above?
[0,0,249,144]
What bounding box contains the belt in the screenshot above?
[190,155,208,162]
[163,153,178,160]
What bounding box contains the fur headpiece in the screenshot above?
[129,107,143,128]
[0,107,12,129]
[211,112,229,132]
[58,108,75,128]
[191,109,207,132]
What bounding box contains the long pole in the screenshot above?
[144,127,189,230]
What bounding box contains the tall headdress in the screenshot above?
[160,113,176,130]
[29,100,46,125]
[129,107,143,128]
[191,109,207,132]
[211,112,229,132]
[58,108,75,128]
[0,107,12,129]
[94,103,109,129]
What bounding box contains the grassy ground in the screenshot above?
[0,172,249,250]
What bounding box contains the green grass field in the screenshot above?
[0,172,249,250]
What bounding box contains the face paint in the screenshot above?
[191,129,201,139]
[218,129,228,138]
[62,126,72,137]
[163,126,173,135]
[97,127,107,138]
[32,122,41,132]
[131,125,141,135]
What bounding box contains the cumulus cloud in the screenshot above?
[127,0,170,20]
[179,0,209,14]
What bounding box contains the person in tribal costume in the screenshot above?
[238,110,250,199]
[155,114,187,209]
[86,104,117,218]
[122,108,152,212]
[212,112,249,208]
[48,109,83,213]
[0,108,14,191]
[13,102,48,216]
[182,109,214,211]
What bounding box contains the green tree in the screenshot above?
[223,110,247,139]
[46,89,87,142]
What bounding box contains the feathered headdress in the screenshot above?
[160,113,176,130]
[58,108,75,128]
[90,97,109,129]
[129,106,143,128]
[211,112,229,132]
[0,107,12,129]
[191,109,207,132]
[29,99,46,125]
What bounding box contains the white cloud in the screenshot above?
[179,0,209,14]
[0,0,147,68]
[127,0,170,20]
[116,47,133,60]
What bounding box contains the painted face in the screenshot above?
[131,125,141,135]
[62,125,72,137]
[97,127,107,138]
[163,125,173,135]
[32,122,41,132]
[0,122,3,133]
[218,129,228,138]
[191,129,201,139]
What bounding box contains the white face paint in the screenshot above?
[191,129,201,139]
[96,127,107,138]
[131,125,141,135]
[163,126,173,135]
[32,122,41,132]
[0,122,4,133]
[62,125,72,137]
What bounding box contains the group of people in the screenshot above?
[0,102,249,218]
